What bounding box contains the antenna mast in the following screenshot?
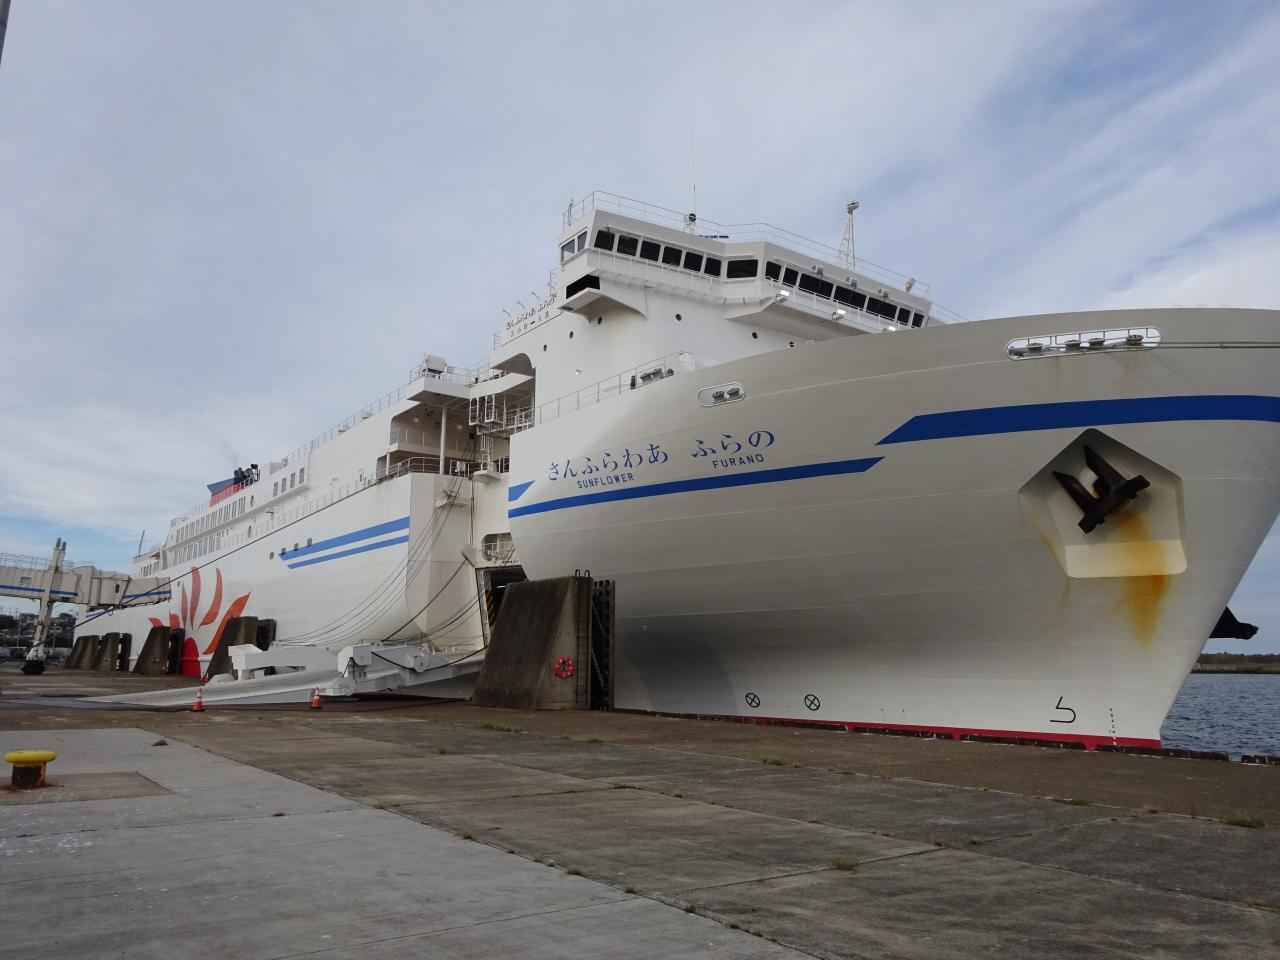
[838,200,860,268]
[0,0,12,74]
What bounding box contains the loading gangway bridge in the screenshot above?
[0,539,169,666]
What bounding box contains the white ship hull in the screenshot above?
[74,189,1279,750]
[509,308,1280,747]
[82,471,483,667]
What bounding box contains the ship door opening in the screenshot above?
[480,566,528,643]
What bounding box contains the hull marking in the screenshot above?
[285,535,410,569]
[879,394,1280,444]
[509,456,883,518]
[279,516,410,563]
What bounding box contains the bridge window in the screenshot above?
[576,231,587,252]
[798,273,833,298]
[639,240,661,261]
[765,261,781,281]
[298,468,305,484]
[866,297,897,320]
[560,239,576,263]
[683,251,703,272]
[726,259,758,279]
[704,256,722,277]
[616,235,638,256]
[782,267,798,286]
[594,229,615,251]
[897,306,912,325]
[273,482,278,496]
[661,245,682,266]
[834,285,856,306]
[912,312,925,327]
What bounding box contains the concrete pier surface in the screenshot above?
[1,668,1278,958]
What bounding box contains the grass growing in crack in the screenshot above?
[760,756,787,766]
[437,747,448,754]
[1223,814,1266,829]
[565,867,582,876]
[685,904,698,914]
[1248,898,1280,914]
[474,721,522,733]
[1052,797,1091,806]
[587,737,603,743]
[1142,804,1160,814]
[459,832,474,840]
[830,859,857,872]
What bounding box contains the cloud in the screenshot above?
[1,0,1278,646]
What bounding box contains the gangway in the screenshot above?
[0,539,169,670]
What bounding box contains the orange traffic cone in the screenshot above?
[192,688,205,713]
[310,687,322,710]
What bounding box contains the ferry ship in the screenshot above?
[79,192,1280,747]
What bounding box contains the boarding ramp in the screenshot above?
[0,549,168,610]
[91,640,483,706]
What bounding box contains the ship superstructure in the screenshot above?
[81,192,1280,746]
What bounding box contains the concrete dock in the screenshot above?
[2,666,1277,958]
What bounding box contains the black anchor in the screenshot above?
[1053,445,1150,534]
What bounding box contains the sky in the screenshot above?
[0,1,1278,650]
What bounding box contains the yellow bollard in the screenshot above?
[5,750,57,789]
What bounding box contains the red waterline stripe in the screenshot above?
[615,708,1160,751]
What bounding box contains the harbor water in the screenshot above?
[1161,672,1280,757]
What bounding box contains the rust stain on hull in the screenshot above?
[1111,511,1173,647]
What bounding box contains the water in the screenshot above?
[1160,673,1280,757]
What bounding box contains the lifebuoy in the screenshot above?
[554,656,575,679]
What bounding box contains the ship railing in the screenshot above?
[404,359,500,386]
[526,352,696,430]
[389,425,437,448]
[0,552,76,573]
[380,456,479,479]
[132,542,165,561]
[563,190,930,298]
[271,381,411,475]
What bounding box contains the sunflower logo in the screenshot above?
[148,567,252,654]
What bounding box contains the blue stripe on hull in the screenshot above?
[509,457,883,519]
[285,535,409,569]
[879,395,1280,445]
[280,516,410,562]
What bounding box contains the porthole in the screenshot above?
[596,317,603,325]
[751,331,758,339]
[675,313,682,322]
[569,331,574,339]
[271,551,276,559]
[306,538,312,546]
[542,344,547,352]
